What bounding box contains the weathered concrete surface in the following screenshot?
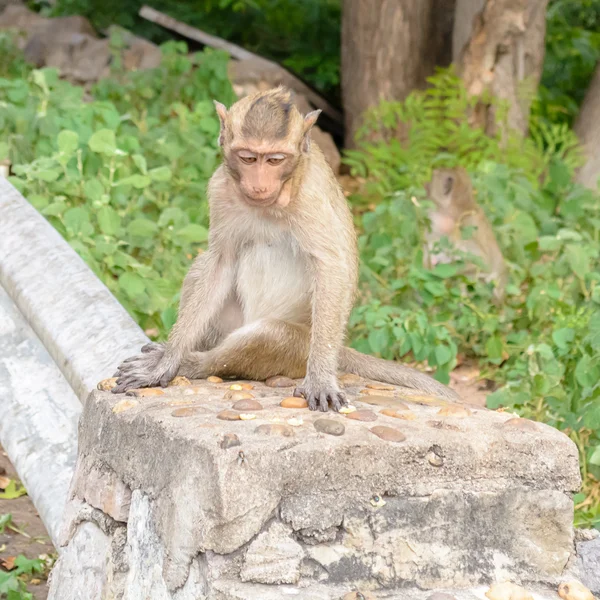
[0,286,81,545]
[49,376,583,599]
[576,533,600,595]
[0,177,149,403]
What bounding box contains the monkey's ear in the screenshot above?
[302,109,321,153]
[443,175,454,196]
[213,100,228,146]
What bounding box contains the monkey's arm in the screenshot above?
[113,250,234,392]
[294,242,355,411]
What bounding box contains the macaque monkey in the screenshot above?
[424,167,508,303]
[113,87,459,410]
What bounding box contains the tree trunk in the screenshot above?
[341,0,454,147]
[574,62,600,189]
[457,0,548,136]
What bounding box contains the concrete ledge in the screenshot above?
[48,377,582,599]
[0,286,81,545]
[0,178,149,402]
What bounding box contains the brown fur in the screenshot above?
[424,167,508,303]
[113,88,460,409]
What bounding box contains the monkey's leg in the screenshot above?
[179,318,314,386]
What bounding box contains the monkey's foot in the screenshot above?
[293,380,347,412]
[112,343,178,393]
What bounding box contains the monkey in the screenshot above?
[423,167,508,304]
[113,86,460,411]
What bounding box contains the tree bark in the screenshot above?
[341,0,454,147]
[457,0,548,136]
[574,62,600,189]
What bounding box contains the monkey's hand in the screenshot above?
[293,377,347,412]
[112,343,180,394]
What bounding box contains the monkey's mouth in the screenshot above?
[241,192,279,207]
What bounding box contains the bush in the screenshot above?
[345,69,600,529]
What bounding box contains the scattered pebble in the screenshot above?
[359,396,409,409]
[255,424,295,437]
[265,375,295,388]
[558,581,594,600]
[346,410,377,422]
[239,413,256,421]
[370,425,406,443]
[224,390,254,401]
[366,383,395,391]
[281,396,308,409]
[219,433,241,449]
[229,383,253,390]
[182,386,203,395]
[232,399,263,411]
[168,376,191,387]
[339,373,362,386]
[427,447,444,466]
[360,388,394,397]
[171,407,203,417]
[400,394,448,407]
[437,404,472,417]
[207,376,223,383]
[287,417,303,427]
[126,388,165,397]
[339,405,357,414]
[343,591,375,600]
[217,410,241,421]
[97,377,117,391]
[370,495,386,508]
[112,399,139,413]
[380,408,416,420]
[314,419,345,436]
[503,417,538,431]
[485,582,534,600]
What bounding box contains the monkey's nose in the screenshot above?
[253,187,267,195]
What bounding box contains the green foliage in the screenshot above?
[0,42,234,337]
[0,553,45,600]
[537,0,600,126]
[48,0,341,98]
[345,70,600,528]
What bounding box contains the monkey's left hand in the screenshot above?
[112,343,180,393]
[293,378,347,412]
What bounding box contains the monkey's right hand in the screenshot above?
[112,343,180,394]
[293,377,347,412]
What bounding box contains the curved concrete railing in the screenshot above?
[0,177,150,545]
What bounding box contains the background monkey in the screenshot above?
[424,167,508,303]
[113,87,459,410]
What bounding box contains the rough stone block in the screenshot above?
[48,377,582,599]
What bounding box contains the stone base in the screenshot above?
[48,376,582,599]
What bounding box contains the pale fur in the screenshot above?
[113,90,460,409]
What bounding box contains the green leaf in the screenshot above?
[368,328,390,355]
[132,154,147,174]
[127,218,158,238]
[485,335,504,361]
[14,555,44,575]
[565,244,590,279]
[115,174,151,189]
[552,328,575,349]
[89,129,117,155]
[0,480,27,500]
[63,206,92,236]
[175,223,208,243]
[119,272,146,298]
[97,206,121,236]
[84,179,105,203]
[57,130,79,155]
[149,166,172,182]
[434,345,452,366]
[590,446,600,467]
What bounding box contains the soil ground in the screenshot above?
[0,447,54,600]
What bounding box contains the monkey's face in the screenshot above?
[229,146,298,207]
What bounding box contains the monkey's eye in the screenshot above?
[240,155,257,165]
[267,156,285,166]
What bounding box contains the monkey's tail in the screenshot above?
[339,347,460,401]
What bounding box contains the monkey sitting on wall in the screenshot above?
[113,87,460,411]
[424,167,508,304]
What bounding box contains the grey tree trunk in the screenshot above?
[574,62,600,189]
[456,0,549,136]
[341,0,455,147]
